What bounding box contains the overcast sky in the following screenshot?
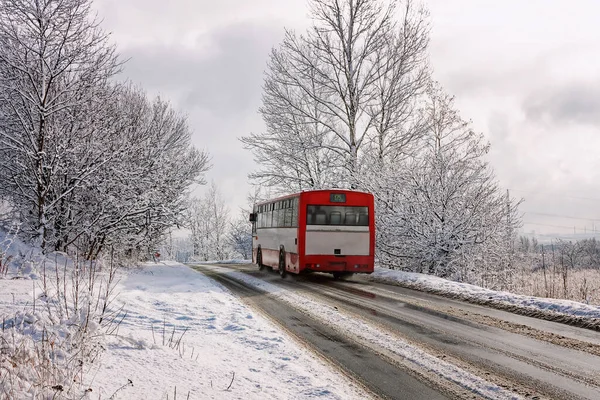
[93,0,600,239]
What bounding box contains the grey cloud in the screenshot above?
[117,21,283,116]
[486,112,539,189]
[484,111,600,237]
[523,84,600,127]
[109,20,287,211]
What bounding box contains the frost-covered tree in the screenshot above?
[0,0,210,258]
[242,53,341,191]
[241,0,430,189]
[0,0,120,248]
[187,182,230,261]
[366,82,522,284]
[242,0,523,287]
[227,213,253,260]
[68,85,210,259]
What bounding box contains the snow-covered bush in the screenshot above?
[0,0,210,259]
[1,240,122,399]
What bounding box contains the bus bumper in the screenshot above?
[302,255,373,274]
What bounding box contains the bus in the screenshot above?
[249,189,375,278]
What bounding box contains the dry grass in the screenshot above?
[511,267,600,306]
[1,250,122,399]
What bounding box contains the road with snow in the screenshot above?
[192,263,600,400]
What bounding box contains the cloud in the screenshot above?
[110,20,288,210]
[523,84,600,127]
[117,21,283,116]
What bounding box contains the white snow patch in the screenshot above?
[369,266,600,320]
[87,262,372,399]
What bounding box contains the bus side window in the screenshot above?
[278,207,286,227]
[330,211,341,225]
[284,208,293,227]
[292,197,299,227]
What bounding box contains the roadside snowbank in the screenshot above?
[368,266,600,330]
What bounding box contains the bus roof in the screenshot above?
[254,188,373,206]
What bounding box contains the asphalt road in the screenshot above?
[191,263,600,400]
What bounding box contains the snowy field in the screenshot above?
[2,251,600,399]
[0,261,371,399]
[87,262,376,399]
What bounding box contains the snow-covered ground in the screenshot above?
[0,261,371,399]
[64,262,371,399]
[3,236,600,399]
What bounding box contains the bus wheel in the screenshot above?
[257,248,264,271]
[278,250,287,278]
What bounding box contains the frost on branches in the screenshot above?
[241,0,430,190]
[244,0,523,288]
[186,182,231,262]
[0,0,210,259]
[364,83,522,288]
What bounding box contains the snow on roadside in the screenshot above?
[0,235,115,399]
[205,265,522,400]
[86,261,372,400]
[367,266,600,322]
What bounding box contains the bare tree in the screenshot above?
[558,239,583,297]
[367,82,522,283]
[0,0,122,248]
[242,0,431,189]
[227,213,253,260]
[187,181,230,261]
[242,50,341,191]
[366,0,430,164]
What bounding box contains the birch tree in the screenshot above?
[242,0,431,189]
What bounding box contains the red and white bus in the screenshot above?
[249,189,375,278]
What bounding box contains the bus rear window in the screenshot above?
[306,205,369,226]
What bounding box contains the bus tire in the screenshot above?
[278,249,287,278]
[257,248,264,271]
